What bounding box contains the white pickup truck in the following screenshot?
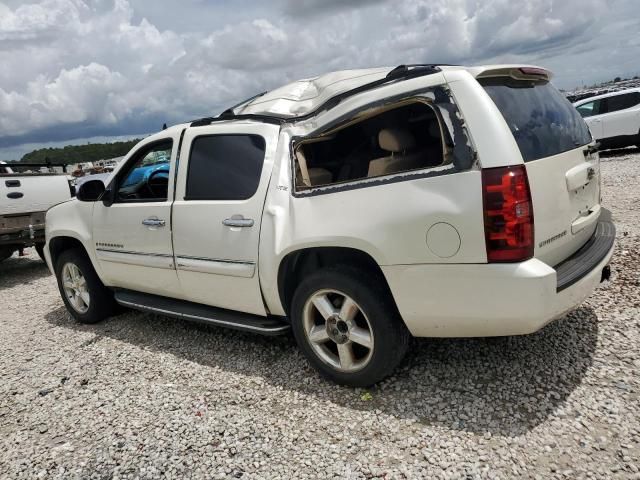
[44,64,615,386]
[0,161,74,262]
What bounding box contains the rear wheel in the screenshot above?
[0,247,14,263]
[54,248,117,324]
[291,267,410,387]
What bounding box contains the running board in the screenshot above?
[114,289,290,336]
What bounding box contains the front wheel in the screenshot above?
[54,248,117,324]
[291,267,410,387]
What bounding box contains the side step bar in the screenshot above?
[114,289,290,336]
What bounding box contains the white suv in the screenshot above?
[574,88,640,150]
[44,64,615,386]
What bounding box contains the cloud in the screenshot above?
[0,0,638,157]
[281,0,387,18]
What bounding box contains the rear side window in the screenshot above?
[186,135,266,200]
[480,79,592,162]
[605,92,640,113]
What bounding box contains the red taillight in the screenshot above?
[482,165,534,262]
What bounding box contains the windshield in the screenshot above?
[480,79,592,162]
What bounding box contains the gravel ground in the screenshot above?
[1,148,639,479]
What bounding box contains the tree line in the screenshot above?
[7,139,142,165]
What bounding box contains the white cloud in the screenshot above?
[0,0,638,158]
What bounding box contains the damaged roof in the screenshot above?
[234,67,393,118]
[226,64,550,120]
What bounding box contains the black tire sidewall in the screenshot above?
[291,267,410,387]
[54,248,116,324]
[0,247,14,262]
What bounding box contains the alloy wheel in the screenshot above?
[61,262,90,314]
[302,289,374,372]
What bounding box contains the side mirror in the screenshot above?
[76,179,106,202]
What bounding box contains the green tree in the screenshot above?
[19,139,142,165]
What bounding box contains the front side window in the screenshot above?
[116,141,172,202]
[576,100,602,118]
[481,78,592,162]
[605,92,640,113]
[186,135,266,201]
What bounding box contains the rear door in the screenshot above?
[480,78,601,266]
[601,92,640,139]
[172,123,279,315]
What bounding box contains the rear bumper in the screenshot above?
[0,211,46,247]
[382,217,615,338]
[0,225,45,246]
[555,210,615,292]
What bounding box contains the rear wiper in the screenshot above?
[582,143,600,156]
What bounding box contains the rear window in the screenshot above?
[480,79,592,162]
[605,91,640,113]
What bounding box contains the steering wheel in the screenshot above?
[146,170,168,198]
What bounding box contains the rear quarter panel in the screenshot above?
[259,130,487,316]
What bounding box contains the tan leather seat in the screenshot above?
[308,168,333,186]
[295,147,333,187]
[368,128,424,177]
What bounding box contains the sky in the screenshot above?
[1,0,639,161]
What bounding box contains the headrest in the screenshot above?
[378,128,416,153]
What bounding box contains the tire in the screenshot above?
[35,243,46,262]
[0,247,14,263]
[290,266,410,387]
[54,248,117,324]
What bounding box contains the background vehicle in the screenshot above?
[45,64,615,386]
[573,88,640,150]
[0,162,75,262]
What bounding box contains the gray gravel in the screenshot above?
[1,148,640,479]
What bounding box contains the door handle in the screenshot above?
[222,216,254,228]
[142,218,166,227]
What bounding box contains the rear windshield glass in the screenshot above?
[480,79,592,162]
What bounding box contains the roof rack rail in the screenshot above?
[386,64,442,79]
[190,114,285,127]
[220,91,268,117]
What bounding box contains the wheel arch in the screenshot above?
[48,235,89,268]
[276,246,398,318]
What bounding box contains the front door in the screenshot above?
[576,99,604,140]
[93,137,182,298]
[172,123,280,315]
